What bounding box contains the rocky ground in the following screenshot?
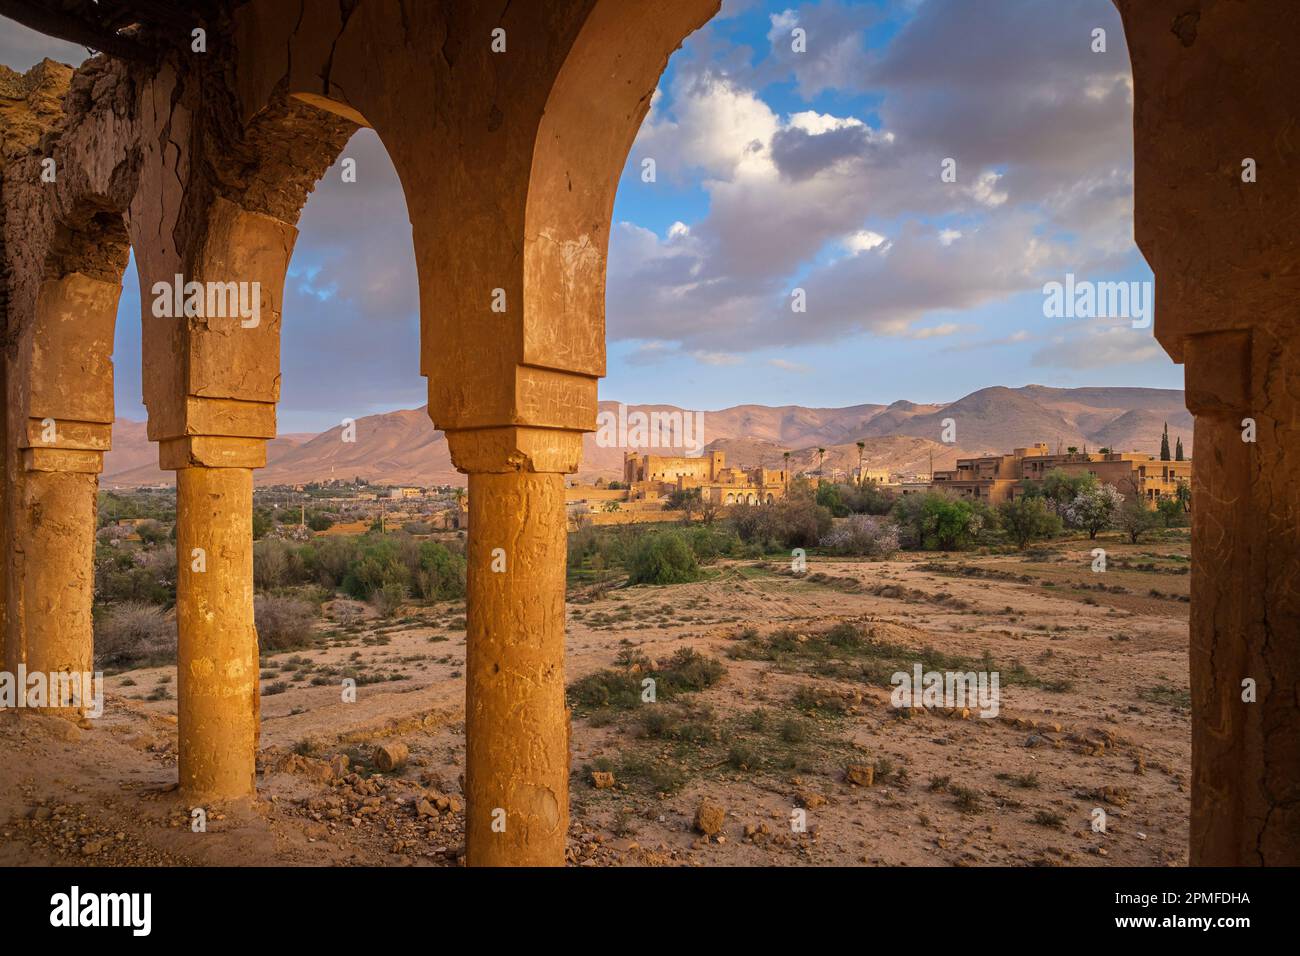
[0,531,1191,866]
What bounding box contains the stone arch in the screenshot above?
[2,197,129,703]
[1,56,139,706]
[121,67,371,802]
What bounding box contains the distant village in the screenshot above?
[564,433,1191,529]
[103,431,1191,543]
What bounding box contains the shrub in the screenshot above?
[135,519,168,546]
[95,545,176,606]
[254,595,319,651]
[727,496,832,551]
[407,540,466,601]
[1020,468,1097,514]
[95,602,175,668]
[627,530,700,585]
[820,514,900,557]
[891,491,989,551]
[253,538,293,590]
[997,496,1063,549]
[1117,497,1162,544]
[371,581,407,619]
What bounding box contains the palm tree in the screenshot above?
[782,450,791,477]
[816,447,826,477]
[856,440,865,484]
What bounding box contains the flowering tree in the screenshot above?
[1063,484,1125,539]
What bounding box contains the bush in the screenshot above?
[628,530,700,585]
[94,545,176,606]
[1156,497,1187,528]
[95,602,176,668]
[135,519,168,546]
[891,491,989,551]
[1020,468,1097,514]
[406,539,466,601]
[1117,497,1162,544]
[997,496,1063,549]
[254,595,319,651]
[372,581,407,618]
[253,538,293,590]
[820,514,900,557]
[728,496,832,551]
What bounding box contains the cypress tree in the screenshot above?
[1175,436,1184,461]
[1160,422,1171,461]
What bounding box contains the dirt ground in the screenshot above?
[0,531,1190,867]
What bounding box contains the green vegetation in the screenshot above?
[567,647,725,714]
[890,491,991,551]
[730,621,1051,690]
[996,496,1062,549]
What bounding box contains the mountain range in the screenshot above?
[100,385,1193,488]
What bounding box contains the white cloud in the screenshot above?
[768,358,812,373]
[903,323,969,340]
[607,0,1142,358]
[844,230,890,255]
[691,350,745,366]
[1031,319,1163,368]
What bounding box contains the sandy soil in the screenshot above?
[0,531,1190,867]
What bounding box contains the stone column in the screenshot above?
[451,428,577,867]
[166,439,264,802]
[1183,332,1255,863]
[5,447,101,716]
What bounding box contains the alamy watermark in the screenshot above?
[151,274,261,327]
[1042,272,1151,329]
[890,664,1000,718]
[0,666,104,717]
[595,403,706,456]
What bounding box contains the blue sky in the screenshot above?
[2,0,1179,434]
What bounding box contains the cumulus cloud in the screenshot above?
[1031,319,1162,369]
[607,0,1140,357]
[276,129,425,422]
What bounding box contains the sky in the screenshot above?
[1,0,1178,434]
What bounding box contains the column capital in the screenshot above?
[1184,330,1252,417]
[445,426,583,475]
[159,435,267,470]
[21,448,103,475]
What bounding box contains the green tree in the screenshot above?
[1117,496,1161,543]
[1156,497,1186,528]
[628,530,700,585]
[1160,422,1171,461]
[1021,468,1096,515]
[892,492,986,551]
[997,497,1063,549]
[664,487,702,518]
[252,509,274,540]
[815,481,848,517]
[1175,436,1184,461]
[1175,480,1191,513]
[924,495,985,551]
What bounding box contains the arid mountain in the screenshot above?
[101,385,1191,488]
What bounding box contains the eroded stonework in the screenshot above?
[0,0,1295,865]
